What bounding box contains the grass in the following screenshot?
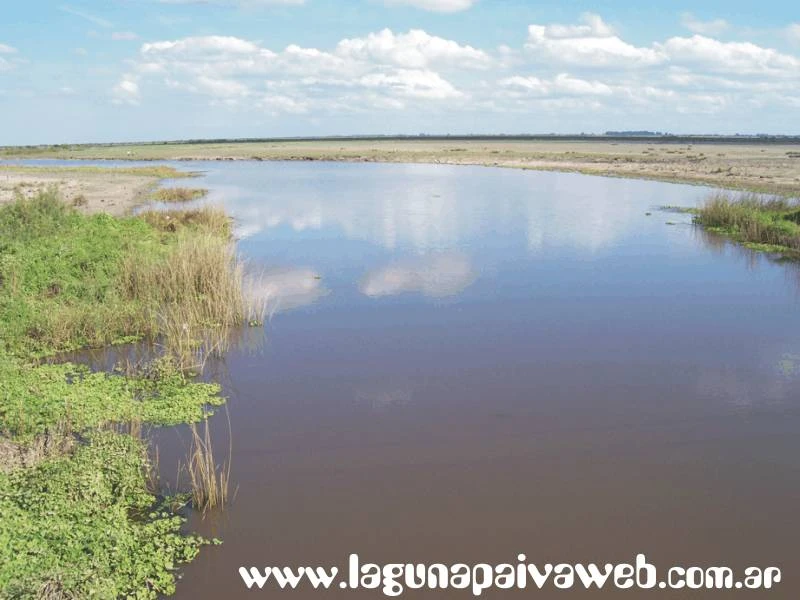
[694,192,800,257]
[139,206,231,236]
[0,190,263,368]
[0,190,259,597]
[150,187,209,203]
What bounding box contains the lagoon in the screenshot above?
[52,160,800,597]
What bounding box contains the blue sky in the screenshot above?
[1,0,799,144]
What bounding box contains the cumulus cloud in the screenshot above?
[680,13,730,36]
[383,0,476,13]
[0,43,16,54]
[108,14,800,126]
[525,13,665,67]
[659,35,800,76]
[117,30,472,110]
[336,29,490,70]
[500,73,613,97]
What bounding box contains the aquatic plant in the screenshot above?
[0,431,208,599]
[182,418,233,512]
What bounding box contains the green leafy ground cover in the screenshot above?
[0,190,234,597]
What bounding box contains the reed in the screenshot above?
[183,418,232,512]
[120,231,265,369]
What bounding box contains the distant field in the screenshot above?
[2,137,800,195]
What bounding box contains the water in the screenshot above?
[29,161,800,597]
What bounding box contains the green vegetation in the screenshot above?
[0,190,257,597]
[0,189,261,366]
[694,192,800,257]
[0,355,222,443]
[0,432,209,598]
[151,187,209,203]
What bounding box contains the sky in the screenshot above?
[1,0,799,144]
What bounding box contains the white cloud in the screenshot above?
[121,30,469,110]
[500,73,613,97]
[107,15,800,129]
[539,12,616,39]
[0,43,17,54]
[383,0,476,13]
[525,13,665,67]
[659,35,800,76]
[112,32,139,41]
[112,76,141,105]
[680,13,730,36]
[360,68,462,99]
[336,29,490,70]
[142,35,264,56]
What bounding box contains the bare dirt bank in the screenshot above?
[0,166,192,215]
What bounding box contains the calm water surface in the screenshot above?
[39,161,800,597]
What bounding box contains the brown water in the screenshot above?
[92,161,800,598]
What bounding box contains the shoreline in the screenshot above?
[2,139,799,197]
[0,165,195,216]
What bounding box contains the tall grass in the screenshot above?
[120,232,266,370]
[696,192,800,253]
[0,192,265,367]
[182,418,232,512]
[138,206,231,236]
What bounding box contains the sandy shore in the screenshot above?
[2,139,799,203]
[0,166,192,215]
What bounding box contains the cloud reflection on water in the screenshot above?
[246,268,327,315]
[360,252,475,298]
